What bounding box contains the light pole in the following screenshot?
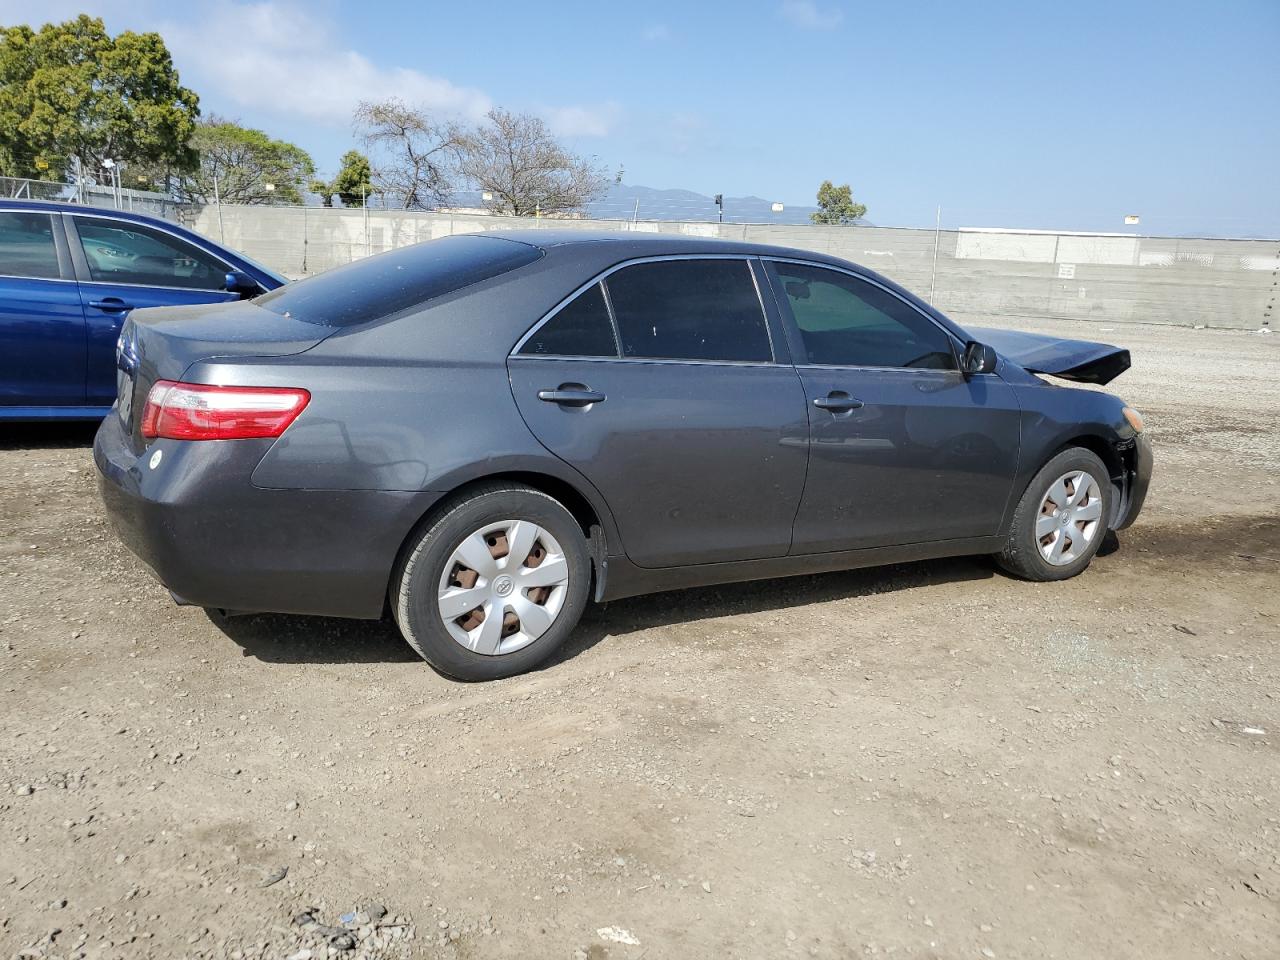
[102,158,122,208]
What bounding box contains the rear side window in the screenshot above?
[605,259,772,363]
[0,211,61,280]
[257,234,542,326]
[519,282,618,357]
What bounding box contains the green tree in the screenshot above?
[0,15,199,181]
[809,180,867,225]
[179,118,315,205]
[314,150,373,207]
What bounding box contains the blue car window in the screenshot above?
[0,211,61,280]
[775,263,956,370]
[73,217,229,290]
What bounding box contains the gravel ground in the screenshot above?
[1,319,1277,960]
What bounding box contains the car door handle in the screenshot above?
[538,387,606,407]
[88,298,134,312]
[813,392,864,412]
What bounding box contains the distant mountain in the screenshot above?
[441,183,822,225]
[586,183,821,225]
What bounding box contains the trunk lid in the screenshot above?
[116,301,334,451]
[967,326,1131,385]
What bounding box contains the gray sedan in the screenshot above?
[95,231,1151,680]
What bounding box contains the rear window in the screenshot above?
[257,234,542,326]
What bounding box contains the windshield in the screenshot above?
[255,234,543,326]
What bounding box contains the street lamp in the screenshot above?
[102,158,123,208]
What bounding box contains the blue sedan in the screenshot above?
[0,199,286,420]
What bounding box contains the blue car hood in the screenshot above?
[968,326,1131,385]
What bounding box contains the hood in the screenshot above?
[967,326,1131,385]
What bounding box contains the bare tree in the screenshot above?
[453,109,609,217]
[353,98,457,209]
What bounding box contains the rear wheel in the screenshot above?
[392,484,591,680]
[996,447,1112,581]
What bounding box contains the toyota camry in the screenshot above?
[95,231,1152,680]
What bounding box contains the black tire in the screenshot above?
[996,447,1113,582]
[391,483,592,680]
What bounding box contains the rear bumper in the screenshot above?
[1115,431,1153,531]
[93,412,441,619]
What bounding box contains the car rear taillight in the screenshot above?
[140,380,310,441]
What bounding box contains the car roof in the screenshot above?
[0,197,180,230]
[481,228,850,265]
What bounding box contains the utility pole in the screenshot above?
[928,205,942,305]
[213,172,225,243]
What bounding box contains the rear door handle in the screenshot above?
[813,392,864,412]
[88,298,134,312]
[538,387,605,407]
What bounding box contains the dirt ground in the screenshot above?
[2,318,1278,960]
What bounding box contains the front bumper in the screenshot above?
[1114,431,1153,530]
[93,412,441,619]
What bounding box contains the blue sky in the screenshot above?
[5,0,1278,235]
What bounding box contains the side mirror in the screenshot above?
[225,270,258,296]
[962,340,998,376]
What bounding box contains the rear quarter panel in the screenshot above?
[228,261,626,549]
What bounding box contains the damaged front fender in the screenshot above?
[967,326,1132,385]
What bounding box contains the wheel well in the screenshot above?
[384,471,606,613]
[1059,434,1122,480]
[1057,434,1126,524]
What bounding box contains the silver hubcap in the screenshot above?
[437,520,569,656]
[1036,470,1104,565]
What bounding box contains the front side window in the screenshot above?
[519,282,618,357]
[73,217,229,290]
[773,263,956,370]
[0,212,61,280]
[605,259,772,363]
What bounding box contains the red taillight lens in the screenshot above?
[140,380,310,441]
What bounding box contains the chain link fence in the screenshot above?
[0,176,191,221]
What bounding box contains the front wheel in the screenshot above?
[996,447,1113,581]
[392,484,592,680]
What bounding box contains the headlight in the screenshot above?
[1122,406,1144,433]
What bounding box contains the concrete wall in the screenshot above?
[188,205,1279,330]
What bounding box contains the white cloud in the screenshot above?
[779,0,844,29]
[5,0,619,137]
[159,2,494,125]
[542,102,623,138]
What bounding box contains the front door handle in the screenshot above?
[88,298,134,312]
[538,386,605,407]
[813,392,864,412]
